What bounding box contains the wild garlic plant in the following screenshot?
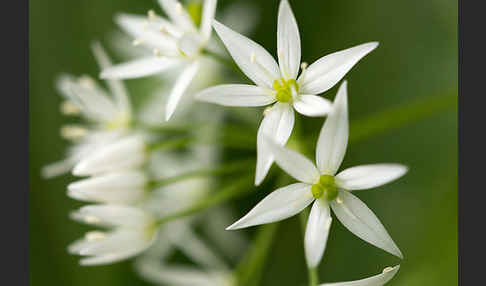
[44,0,408,285]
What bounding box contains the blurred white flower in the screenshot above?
[72,134,148,176]
[42,43,132,178]
[196,0,378,186]
[137,258,234,286]
[101,0,218,120]
[319,265,400,286]
[69,204,157,266]
[226,82,406,267]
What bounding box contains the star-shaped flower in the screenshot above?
[226,81,407,267]
[101,0,218,120]
[196,0,378,185]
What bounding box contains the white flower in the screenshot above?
[196,0,378,185]
[226,82,406,267]
[42,130,125,178]
[100,0,218,120]
[319,265,400,286]
[72,134,148,176]
[69,204,157,266]
[68,170,148,204]
[42,43,132,178]
[58,42,132,129]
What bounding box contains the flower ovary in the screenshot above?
[273,78,298,103]
[311,174,338,201]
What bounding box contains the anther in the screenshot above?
[60,101,80,115]
[84,215,100,224]
[153,49,161,57]
[147,10,157,20]
[336,197,343,204]
[300,62,308,70]
[159,26,168,34]
[382,267,394,273]
[263,106,273,116]
[175,2,184,14]
[78,76,95,88]
[61,125,88,140]
[85,231,106,241]
[132,39,143,46]
[250,52,256,64]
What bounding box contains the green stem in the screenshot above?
[234,223,279,286]
[349,92,457,143]
[299,209,319,286]
[147,137,192,152]
[156,176,253,226]
[148,159,255,189]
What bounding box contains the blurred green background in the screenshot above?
[29,0,457,285]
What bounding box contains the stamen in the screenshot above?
[250,52,278,85]
[263,106,273,116]
[60,125,88,140]
[336,197,343,204]
[153,49,161,57]
[78,76,95,89]
[175,2,184,14]
[84,215,100,224]
[132,39,143,46]
[60,101,80,115]
[250,52,256,64]
[147,9,157,20]
[159,26,168,34]
[382,267,394,273]
[85,231,106,241]
[299,62,308,84]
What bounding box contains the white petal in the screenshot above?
[68,171,148,204]
[100,57,180,79]
[136,262,228,286]
[200,0,217,40]
[319,265,400,286]
[72,135,147,176]
[73,204,152,228]
[330,190,403,258]
[335,164,408,191]
[91,41,131,114]
[78,230,155,266]
[293,94,332,117]
[159,0,196,31]
[41,158,76,178]
[213,20,280,88]
[57,75,118,122]
[316,81,349,175]
[299,42,379,94]
[264,137,320,184]
[305,199,332,267]
[115,13,180,53]
[277,0,301,80]
[255,103,294,185]
[165,61,200,120]
[196,84,275,106]
[226,183,313,230]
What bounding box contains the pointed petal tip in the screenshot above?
[225,222,241,230]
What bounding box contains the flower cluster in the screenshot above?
[44,0,408,285]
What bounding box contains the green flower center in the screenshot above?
[186,2,202,27]
[273,78,299,103]
[311,174,338,201]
